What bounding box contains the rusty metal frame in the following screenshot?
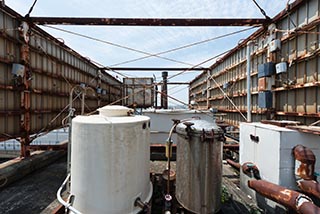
[106,67,208,71]
[28,17,269,27]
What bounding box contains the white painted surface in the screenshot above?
[240,122,320,213]
[98,105,133,117]
[71,107,152,214]
[143,109,214,144]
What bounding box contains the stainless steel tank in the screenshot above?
[175,119,224,214]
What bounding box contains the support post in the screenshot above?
[161,71,168,109]
[19,24,31,158]
[207,70,211,109]
[246,41,253,122]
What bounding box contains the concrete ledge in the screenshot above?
[0,150,66,189]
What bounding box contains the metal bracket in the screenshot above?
[250,134,259,143]
[201,129,215,142]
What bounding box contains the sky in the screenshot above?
[6,0,289,106]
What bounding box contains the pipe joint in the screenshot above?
[134,197,150,213]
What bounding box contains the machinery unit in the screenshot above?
[269,39,281,52]
[258,77,273,91]
[258,91,273,108]
[175,119,223,214]
[143,109,214,144]
[275,62,288,74]
[11,63,25,77]
[70,105,152,214]
[240,122,320,213]
[258,62,275,78]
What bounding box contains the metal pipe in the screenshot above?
[223,143,239,151]
[298,180,320,199]
[246,41,253,122]
[293,145,316,180]
[56,174,82,214]
[242,162,261,180]
[224,133,239,142]
[161,71,168,109]
[226,159,241,170]
[248,180,320,214]
[134,197,150,213]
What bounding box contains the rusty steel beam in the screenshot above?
[298,180,320,199]
[248,180,320,214]
[106,67,208,71]
[154,82,189,85]
[28,17,269,27]
[28,143,68,151]
[20,42,31,157]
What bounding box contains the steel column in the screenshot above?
[20,38,31,157]
[161,71,168,109]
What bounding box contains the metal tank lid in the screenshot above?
[73,105,150,124]
[98,105,133,117]
[176,119,223,137]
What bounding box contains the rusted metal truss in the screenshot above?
[28,17,269,27]
[105,67,208,71]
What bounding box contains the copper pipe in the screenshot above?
[293,145,316,180]
[226,159,241,170]
[248,180,320,214]
[298,180,320,199]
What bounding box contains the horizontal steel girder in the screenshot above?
[105,67,208,71]
[28,17,269,27]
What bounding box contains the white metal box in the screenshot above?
[143,109,214,144]
[275,62,288,74]
[240,122,320,213]
[269,39,281,52]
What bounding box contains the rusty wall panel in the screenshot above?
[318,56,320,82]
[317,87,320,114]
[297,61,306,84]
[308,0,319,22]
[287,90,296,112]
[306,87,317,114]
[297,34,306,58]
[307,28,318,53]
[298,3,307,27]
[0,37,5,58]
[276,91,287,112]
[306,58,317,83]
[189,0,319,125]
[0,7,122,140]
[296,89,305,113]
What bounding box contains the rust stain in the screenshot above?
[293,145,316,180]
[298,180,320,199]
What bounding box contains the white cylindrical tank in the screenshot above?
[70,105,152,214]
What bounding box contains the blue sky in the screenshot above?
[6,0,288,106]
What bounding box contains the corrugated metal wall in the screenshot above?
[190,0,320,126]
[0,6,122,141]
